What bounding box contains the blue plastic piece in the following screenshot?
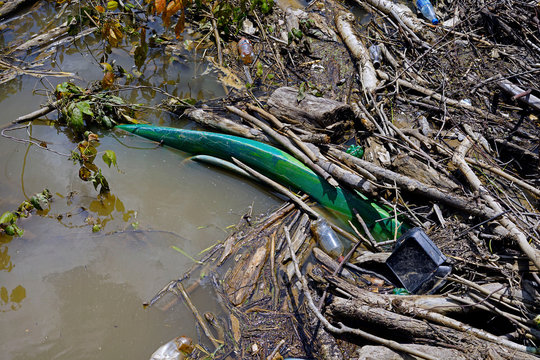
[416,0,439,25]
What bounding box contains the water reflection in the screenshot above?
[0,236,14,272]
[87,193,136,228]
[0,285,26,312]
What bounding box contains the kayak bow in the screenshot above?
[117,124,405,241]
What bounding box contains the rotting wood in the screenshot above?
[0,0,38,19]
[267,87,355,128]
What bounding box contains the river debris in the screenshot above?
[2,0,539,358]
[147,0,540,356]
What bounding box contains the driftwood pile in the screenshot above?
[160,0,540,358]
[1,0,539,358]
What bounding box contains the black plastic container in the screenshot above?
[386,227,450,294]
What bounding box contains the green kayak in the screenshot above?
[117,124,405,241]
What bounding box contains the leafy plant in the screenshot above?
[0,189,52,237]
[70,132,118,194]
[55,81,139,134]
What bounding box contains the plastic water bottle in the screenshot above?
[237,37,254,64]
[311,218,344,258]
[149,336,194,360]
[416,0,439,25]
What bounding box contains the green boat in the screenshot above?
[117,124,405,241]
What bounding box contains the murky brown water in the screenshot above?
[0,3,280,359]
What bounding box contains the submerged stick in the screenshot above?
[175,282,221,349]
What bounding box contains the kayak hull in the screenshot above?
[117,124,404,241]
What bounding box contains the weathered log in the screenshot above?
[322,274,464,315]
[12,20,74,53]
[355,345,467,360]
[0,0,38,19]
[328,297,538,359]
[335,12,378,94]
[327,146,497,220]
[186,108,271,142]
[267,87,354,127]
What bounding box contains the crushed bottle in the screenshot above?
[237,37,254,65]
[311,218,344,258]
[149,336,194,360]
[346,144,364,158]
[416,0,439,25]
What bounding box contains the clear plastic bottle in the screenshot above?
[311,218,344,258]
[237,37,254,65]
[416,0,439,25]
[149,336,194,360]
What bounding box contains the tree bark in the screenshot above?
[267,87,354,127]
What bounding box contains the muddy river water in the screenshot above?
[0,3,281,359]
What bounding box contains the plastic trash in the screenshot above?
[149,336,194,360]
[368,44,382,69]
[386,227,451,294]
[416,0,439,25]
[311,218,344,258]
[346,144,364,158]
[237,37,254,64]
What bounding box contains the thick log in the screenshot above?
[328,297,538,359]
[12,20,73,53]
[356,345,466,360]
[186,108,271,142]
[267,87,354,127]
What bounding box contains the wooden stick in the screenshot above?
[226,105,340,187]
[465,157,540,198]
[231,157,320,219]
[284,227,438,360]
[175,282,221,349]
[452,139,540,272]
[335,12,378,94]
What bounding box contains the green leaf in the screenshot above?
[107,1,118,10]
[102,150,117,168]
[11,224,23,237]
[68,106,84,132]
[256,62,263,78]
[0,211,15,225]
[291,28,303,40]
[75,101,94,116]
[297,82,306,102]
